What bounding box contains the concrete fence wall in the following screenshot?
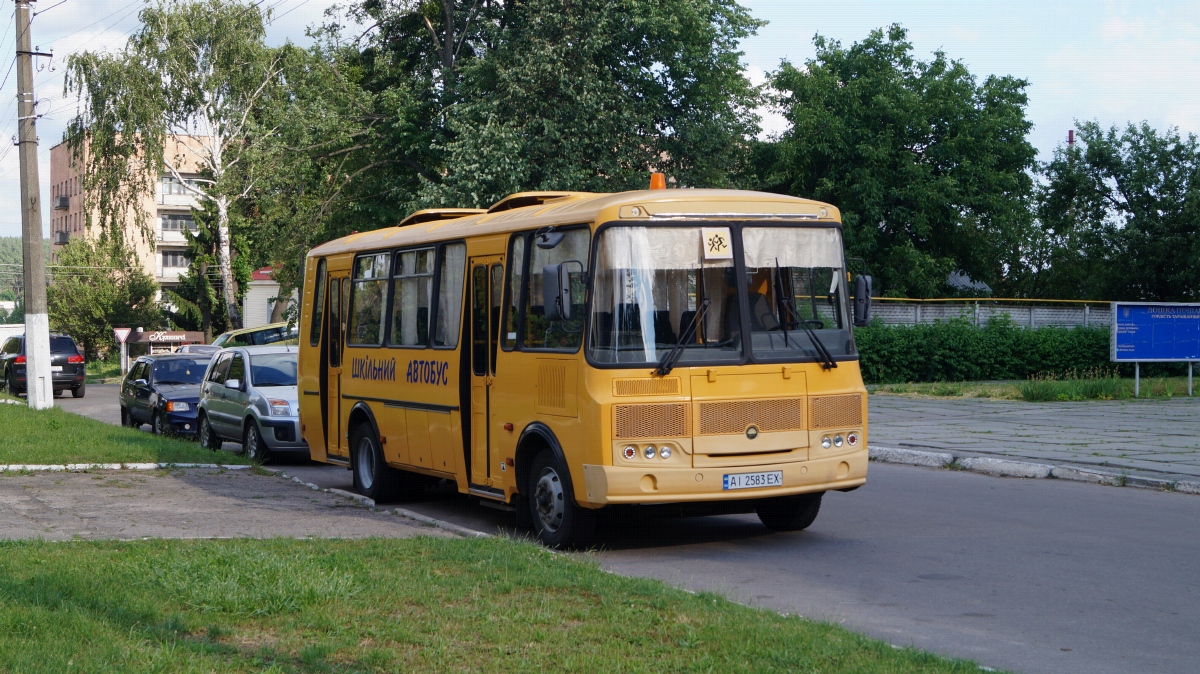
[873,303,1111,329]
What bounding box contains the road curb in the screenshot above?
[869,445,1198,494]
[265,469,491,539]
[0,462,251,472]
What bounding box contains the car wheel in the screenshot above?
[755,492,823,532]
[152,412,167,436]
[527,449,596,549]
[198,414,220,451]
[120,406,131,427]
[243,421,271,464]
[71,382,85,399]
[5,370,19,397]
[350,423,405,502]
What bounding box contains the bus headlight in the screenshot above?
[659,445,672,459]
[847,432,858,446]
[821,436,832,449]
[643,445,657,459]
[834,435,844,447]
[623,445,637,460]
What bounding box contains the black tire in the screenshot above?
[527,449,596,549]
[6,370,19,397]
[350,423,405,502]
[197,414,221,451]
[72,382,85,398]
[120,405,131,428]
[755,492,823,532]
[243,421,271,464]
[152,411,168,436]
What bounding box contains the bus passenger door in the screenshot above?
[468,256,504,487]
[325,273,350,459]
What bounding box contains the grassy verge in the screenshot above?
[0,537,987,673]
[86,356,122,383]
[0,398,249,465]
[872,375,1197,402]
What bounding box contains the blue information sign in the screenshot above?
[1111,302,1200,362]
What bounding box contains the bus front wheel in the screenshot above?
[755,492,823,532]
[351,424,404,502]
[527,449,596,549]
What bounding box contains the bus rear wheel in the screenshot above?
[527,449,596,549]
[350,424,404,503]
[755,492,823,532]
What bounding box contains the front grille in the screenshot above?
[613,377,681,396]
[810,394,863,429]
[698,398,805,435]
[613,403,689,439]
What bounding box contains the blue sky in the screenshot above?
[1,0,1198,237]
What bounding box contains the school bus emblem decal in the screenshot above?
[746,425,759,440]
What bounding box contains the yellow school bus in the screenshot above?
[298,184,872,547]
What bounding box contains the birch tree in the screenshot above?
[64,0,283,329]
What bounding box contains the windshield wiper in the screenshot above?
[655,299,710,376]
[774,261,837,370]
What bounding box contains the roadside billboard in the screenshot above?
[1111,302,1200,362]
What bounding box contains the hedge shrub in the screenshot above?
[854,317,1186,384]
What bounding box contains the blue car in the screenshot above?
[119,354,214,436]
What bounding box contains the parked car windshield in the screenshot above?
[250,353,298,387]
[152,358,210,385]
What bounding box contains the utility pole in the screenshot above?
[15,0,52,409]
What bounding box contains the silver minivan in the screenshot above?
[197,345,306,462]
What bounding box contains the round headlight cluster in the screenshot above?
[821,433,860,448]
[624,444,675,460]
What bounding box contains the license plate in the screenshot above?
[723,470,783,490]
[50,366,62,372]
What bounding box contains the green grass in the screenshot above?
[86,356,122,383]
[0,399,248,465]
[872,375,1198,402]
[0,537,988,673]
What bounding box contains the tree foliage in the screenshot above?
[760,25,1037,298]
[165,203,251,341]
[65,0,284,329]
[1031,121,1200,301]
[47,236,162,359]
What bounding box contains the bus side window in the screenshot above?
[309,258,325,346]
[524,227,589,350]
[391,248,435,347]
[433,243,466,348]
[502,234,525,350]
[329,278,342,368]
[348,252,390,346]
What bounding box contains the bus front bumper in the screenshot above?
[580,450,868,506]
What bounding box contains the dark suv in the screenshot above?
[0,333,87,398]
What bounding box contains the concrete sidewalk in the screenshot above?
[868,394,1200,483]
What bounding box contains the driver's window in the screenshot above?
[523,228,589,350]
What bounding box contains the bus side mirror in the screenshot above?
[853,275,872,327]
[543,263,572,321]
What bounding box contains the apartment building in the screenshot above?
[48,137,207,295]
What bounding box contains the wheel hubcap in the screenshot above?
[356,437,376,490]
[534,467,565,533]
[247,428,258,457]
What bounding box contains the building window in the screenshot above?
[162,176,203,195]
[161,213,197,232]
[162,250,190,269]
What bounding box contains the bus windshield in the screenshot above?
[587,224,855,367]
[589,226,743,366]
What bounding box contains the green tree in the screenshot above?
[65,0,285,330]
[47,236,162,359]
[760,25,1037,297]
[421,0,764,206]
[1032,121,1200,301]
[165,202,252,342]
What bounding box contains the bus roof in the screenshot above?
[308,189,841,258]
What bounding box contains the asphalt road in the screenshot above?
[53,385,1200,674]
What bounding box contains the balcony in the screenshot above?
[53,195,69,210]
[158,192,199,207]
[53,231,69,245]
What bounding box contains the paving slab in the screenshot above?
[0,467,447,541]
[869,394,1200,482]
